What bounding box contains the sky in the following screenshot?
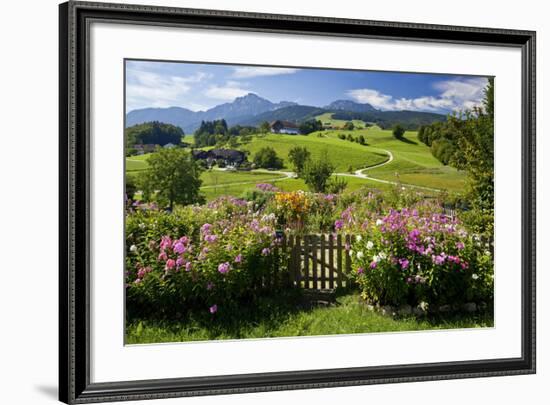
[125,60,490,114]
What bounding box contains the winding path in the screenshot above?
[204,148,442,193]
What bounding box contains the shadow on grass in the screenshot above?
[395,136,418,145]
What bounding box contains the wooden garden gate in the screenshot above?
[283,234,355,290]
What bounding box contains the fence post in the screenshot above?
[345,234,352,286]
[303,235,310,289]
[311,235,318,289]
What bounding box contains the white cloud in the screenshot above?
[204,82,251,101]
[347,77,488,113]
[231,66,300,79]
[126,69,208,110]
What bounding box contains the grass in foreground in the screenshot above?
[126,291,493,344]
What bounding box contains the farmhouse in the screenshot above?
[192,148,246,167]
[270,120,300,135]
[134,144,157,155]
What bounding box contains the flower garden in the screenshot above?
[125,184,494,342]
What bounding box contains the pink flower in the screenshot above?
[456,241,465,250]
[218,262,231,274]
[205,234,218,243]
[209,304,218,314]
[165,259,176,270]
[157,252,168,261]
[234,254,243,263]
[185,262,193,272]
[261,247,271,256]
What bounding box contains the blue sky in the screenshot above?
[126,60,489,114]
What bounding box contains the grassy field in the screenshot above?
[316,127,467,192]
[315,112,369,129]
[126,291,493,344]
[239,133,388,172]
[126,126,466,201]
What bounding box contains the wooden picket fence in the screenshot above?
[281,234,355,290]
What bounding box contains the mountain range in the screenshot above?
[126,93,446,132]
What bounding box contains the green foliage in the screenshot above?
[326,176,348,194]
[287,146,311,177]
[343,121,355,131]
[259,121,271,134]
[338,133,346,140]
[298,119,323,135]
[357,134,366,145]
[302,152,335,193]
[253,146,284,169]
[194,119,229,147]
[140,148,204,209]
[125,121,184,149]
[392,124,405,140]
[431,138,455,165]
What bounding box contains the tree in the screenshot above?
[253,147,283,169]
[303,152,335,193]
[140,148,204,210]
[194,119,229,147]
[392,124,405,140]
[299,120,323,135]
[287,146,311,177]
[125,121,184,149]
[326,176,348,194]
[343,121,355,131]
[357,135,366,145]
[259,121,271,134]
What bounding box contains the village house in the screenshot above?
[192,148,246,168]
[133,144,157,155]
[269,120,300,135]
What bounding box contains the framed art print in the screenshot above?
[59,2,536,403]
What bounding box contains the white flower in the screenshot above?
[356,251,364,259]
[366,241,374,250]
[484,250,491,256]
[138,222,145,229]
[472,274,479,280]
[376,219,384,226]
[349,250,355,257]
[129,245,137,253]
[378,252,387,260]
[356,235,362,242]
[373,254,380,263]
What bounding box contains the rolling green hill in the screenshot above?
[126,126,466,201]
[239,133,388,172]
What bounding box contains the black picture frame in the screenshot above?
[59,1,536,403]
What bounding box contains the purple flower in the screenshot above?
[218,262,231,274]
[209,304,218,314]
[357,267,364,274]
[185,262,193,272]
[175,257,185,268]
[234,254,243,263]
[173,242,186,254]
[334,220,344,231]
[432,255,445,265]
[456,241,465,250]
[201,223,213,235]
[205,234,218,243]
[206,282,214,290]
[398,258,409,269]
[369,261,377,269]
[261,247,271,256]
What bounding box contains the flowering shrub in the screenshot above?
[272,191,311,230]
[346,208,493,308]
[126,197,287,318]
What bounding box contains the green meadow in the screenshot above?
[125,125,466,201]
